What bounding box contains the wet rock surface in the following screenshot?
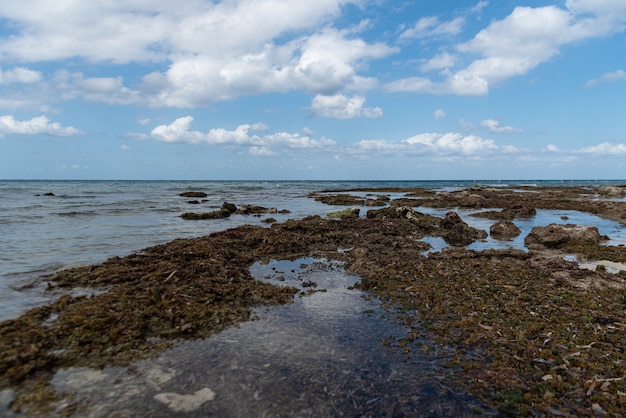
[489,220,521,239]
[2,184,626,416]
[525,223,606,250]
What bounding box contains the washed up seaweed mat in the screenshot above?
[2,186,626,415]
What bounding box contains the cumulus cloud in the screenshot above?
[0,1,397,108]
[481,119,523,133]
[311,94,383,119]
[585,69,626,87]
[421,52,457,72]
[146,116,336,155]
[389,2,626,96]
[433,109,446,120]
[578,142,626,155]
[0,115,83,137]
[0,67,42,84]
[348,131,516,158]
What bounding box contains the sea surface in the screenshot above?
[1,179,625,321]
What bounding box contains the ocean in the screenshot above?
[1,179,625,320]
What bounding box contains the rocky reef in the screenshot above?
[2,184,626,416]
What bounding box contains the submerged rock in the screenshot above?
[154,387,216,413]
[179,191,208,198]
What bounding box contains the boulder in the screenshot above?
[440,211,488,246]
[221,202,237,213]
[490,220,521,240]
[524,223,605,250]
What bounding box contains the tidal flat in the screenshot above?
[2,184,626,416]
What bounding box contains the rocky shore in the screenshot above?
[2,184,626,416]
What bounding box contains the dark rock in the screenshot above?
[456,195,486,208]
[236,205,277,215]
[43,192,55,197]
[180,191,208,198]
[222,202,237,213]
[187,200,201,204]
[490,220,521,240]
[440,211,488,246]
[180,209,231,220]
[367,206,440,232]
[504,205,536,219]
[524,223,604,250]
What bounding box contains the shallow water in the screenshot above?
[2,179,625,320]
[38,258,491,417]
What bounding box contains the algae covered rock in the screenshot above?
[490,220,521,240]
[440,211,488,246]
[524,223,605,250]
[327,208,360,219]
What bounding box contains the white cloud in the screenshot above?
[481,119,523,133]
[578,142,626,155]
[585,69,626,87]
[433,109,446,120]
[471,1,490,14]
[0,1,397,108]
[120,144,132,151]
[390,2,626,96]
[311,94,383,119]
[400,16,465,40]
[147,116,336,155]
[0,115,83,137]
[421,52,457,72]
[546,144,559,152]
[349,131,515,158]
[0,67,42,84]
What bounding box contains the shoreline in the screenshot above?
[2,183,626,416]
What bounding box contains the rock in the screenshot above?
[328,208,360,219]
[180,191,208,198]
[364,198,387,207]
[599,186,626,197]
[524,223,604,250]
[440,211,488,246]
[503,205,536,219]
[235,205,277,215]
[154,387,216,413]
[490,220,521,240]
[180,209,231,220]
[456,194,486,208]
[367,206,440,232]
[43,192,56,196]
[221,202,237,213]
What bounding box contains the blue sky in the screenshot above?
[0,0,625,180]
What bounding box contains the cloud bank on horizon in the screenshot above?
[0,0,625,180]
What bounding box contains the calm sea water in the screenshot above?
[1,179,624,320]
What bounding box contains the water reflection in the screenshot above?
[48,258,490,417]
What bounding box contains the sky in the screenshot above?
[0,0,625,180]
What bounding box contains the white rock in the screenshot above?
[154,387,216,412]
